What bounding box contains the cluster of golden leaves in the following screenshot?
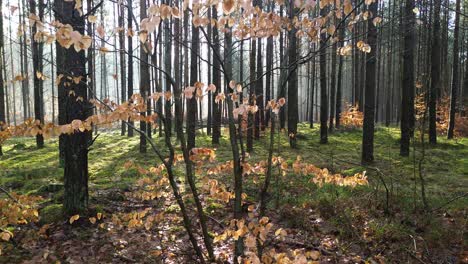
[0,194,42,255]
[414,94,468,137]
[339,103,364,129]
[435,97,468,137]
[0,94,164,145]
[292,156,368,187]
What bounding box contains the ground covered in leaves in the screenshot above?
[0,124,467,263]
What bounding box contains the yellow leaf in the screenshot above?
[89,217,96,224]
[0,231,12,241]
[97,212,102,220]
[69,214,80,224]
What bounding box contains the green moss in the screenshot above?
[39,204,64,224]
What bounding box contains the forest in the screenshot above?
[0,0,467,263]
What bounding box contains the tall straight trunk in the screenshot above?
[113,4,119,105]
[127,0,134,137]
[55,0,90,215]
[429,0,441,144]
[287,3,298,148]
[329,21,337,132]
[310,43,316,128]
[385,0,395,126]
[361,0,378,164]
[278,5,286,129]
[2,37,8,126]
[400,0,416,156]
[31,0,45,148]
[265,32,273,127]
[335,27,344,128]
[8,3,16,126]
[211,6,221,145]
[139,0,149,153]
[187,13,199,150]
[207,7,212,135]
[319,5,328,144]
[164,0,172,137]
[19,1,30,121]
[256,0,264,135]
[447,0,461,139]
[440,0,449,97]
[118,2,126,135]
[0,0,5,156]
[247,37,256,152]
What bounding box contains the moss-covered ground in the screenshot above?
[1,124,466,262]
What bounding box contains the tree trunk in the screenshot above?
[139,0,149,153]
[335,26,344,129]
[447,0,461,139]
[287,3,298,148]
[0,0,5,156]
[319,5,328,144]
[400,0,416,156]
[55,0,90,215]
[187,13,199,150]
[118,2,126,136]
[31,0,45,148]
[127,0,134,137]
[211,6,221,145]
[361,0,378,164]
[429,0,441,144]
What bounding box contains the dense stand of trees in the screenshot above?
[0,0,467,238]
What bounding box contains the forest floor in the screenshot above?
[0,124,467,263]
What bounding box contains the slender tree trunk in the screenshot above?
[139,0,149,153]
[30,0,44,148]
[187,12,199,150]
[0,0,5,156]
[310,44,315,128]
[361,0,378,164]
[447,0,461,139]
[247,37,256,152]
[211,6,221,145]
[287,3,298,148]
[164,0,172,137]
[118,2,126,136]
[319,5,328,144]
[400,0,416,156]
[127,0,134,137]
[429,0,441,144]
[335,26,344,129]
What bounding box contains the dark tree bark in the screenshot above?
[447,0,461,139]
[429,0,441,144]
[127,0,134,137]
[187,14,199,150]
[265,2,273,127]
[335,26,344,129]
[385,0,395,127]
[207,7,212,135]
[400,0,416,156]
[329,22,337,132]
[164,0,172,137]
[287,3,298,148]
[310,43,316,128]
[118,2,126,136]
[319,5,328,144]
[55,0,91,215]
[361,0,378,164]
[20,0,31,121]
[247,37,256,152]
[0,0,5,156]
[31,0,45,148]
[211,6,221,145]
[255,0,264,136]
[139,0,149,153]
